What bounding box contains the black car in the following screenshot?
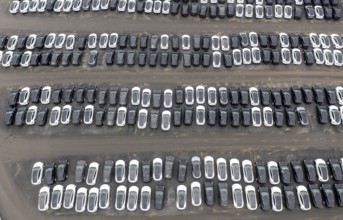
[231,108,240,127]
[184,106,193,125]
[15,107,27,126]
[271,50,280,65]
[181,4,189,17]
[0,35,8,50]
[8,90,19,107]
[219,107,228,126]
[202,52,210,67]
[324,86,337,105]
[57,159,69,182]
[333,7,341,20]
[218,4,226,18]
[108,87,118,106]
[11,52,22,67]
[127,107,137,125]
[199,4,207,18]
[61,51,72,67]
[308,184,322,208]
[160,52,169,67]
[40,51,51,66]
[191,52,200,66]
[285,108,296,127]
[4,108,16,126]
[312,86,324,104]
[258,33,268,48]
[86,86,96,103]
[103,160,114,183]
[75,160,87,183]
[255,161,267,184]
[30,86,41,103]
[262,49,271,64]
[129,34,138,49]
[127,50,136,66]
[136,0,144,13]
[290,160,304,183]
[316,105,328,124]
[335,184,343,207]
[44,162,56,185]
[193,35,201,51]
[49,51,62,66]
[274,108,284,127]
[260,88,270,106]
[322,184,335,208]
[177,159,187,182]
[63,85,74,103]
[106,107,116,126]
[98,87,107,105]
[45,0,57,11]
[116,50,125,65]
[324,6,332,20]
[190,3,198,16]
[328,159,343,181]
[269,33,278,49]
[149,52,158,67]
[278,161,291,184]
[208,4,216,18]
[72,51,82,66]
[204,182,214,206]
[16,35,27,50]
[202,35,210,51]
[281,89,291,107]
[119,87,128,106]
[170,2,180,15]
[30,52,42,66]
[301,86,313,104]
[175,86,184,104]
[118,33,128,49]
[150,109,159,129]
[183,52,191,67]
[208,107,216,126]
[291,86,302,104]
[289,33,299,48]
[283,186,296,210]
[51,86,62,104]
[75,86,85,103]
[223,52,232,67]
[95,108,106,126]
[140,34,148,50]
[138,51,147,66]
[109,0,118,10]
[72,106,83,124]
[37,107,49,126]
[150,35,159,51]
[173,106,182,126]
[294,6,303,20]
[303,159,317,182]
[171,52,179,67]
[105,50,115,65]
[218,182,228,207]
[171,35,179,51]
[259,187,271,211]
[241,108,251,126]
[155,185,165,210]
[271,89,282,107]
[142,160,151,183]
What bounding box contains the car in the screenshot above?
[316,106,328,124]
[314,158,329,182]
[97,184,111,210]
[141,160,151,183]
[268,161,280,185]
[190,182,202,207]
[263,107,273,127]
[19,51,32,67]
[86,162,99,186]
[309,33,321,48]
[131,87,140,106]
[155,185,165,210]
[75,187,88,213]
[153,0,162,13]
[213,51,221,68]
[216,158,227,181]
[63,184,76,209]
[18,87,30,106]
[137,109,148,129]
[38,86,51,105]
[100,160,114,183]
[117,0,127,11]
[245,185,257,210]
[75,160,87,183]
[139,186,151,211]
[195,106,205,125]
[290,161,304,183]
[333,50,343,67]
[81,105,94,125]
[163,89,173,108]
[271,187,283,212]
[181,35,190,50]
[9,0,20,14]
[274,4,283,18]
[204,181,214,206]
[31,162,44,185]
[87,187,99,213]
[49,106,61,126]
[232,183,244,209]
[328,159,342,181]
[44,162,56,185]
[204,156,215,179]
[232,49,242,66]
[164,156,174,179]
[160,34,169,50]
[296,106,309,126]
[50,185,64,210]
[329,105,341,125]
[296,185,311,211]
[190,156,202,179]
[25,106,37,125]
[115,185,127,211]
[144,0,153,13]
[282,186,295,210]
[19,0,29,13]
[230,158,241,182]
[161,110,171,131]
[303,160,317,182]
[98,33,109,49]
[126,186,139,211]
[323,49,334,66]
[248,87,259,106]
[2,51,13,67]
[14,107,26,126]
[153,158,163,181]
[56,159,68,182]
[112,160,126,183]
[176,185,187,210]
[116,107,127,127]
[335,86,343,105]
[242,160,254,183]
[259,187,271,211]
[250,107,261,127]
[334,184,343,207]
[62,0,73,12]
[127,160,139,183]
[162,0,170,14]
[331,34,343,49]
[38,186,50,212]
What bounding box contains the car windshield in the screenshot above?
[234,189,243,206]
[51,191,61,208]
[88,193,97,210]
[76,193,85,209]
[39,192,48,209]
[64,190,73,206]
[32,168,40,183]
[100,190,108,206]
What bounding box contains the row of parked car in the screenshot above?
[1,32,342,52]
[31,156,343,187]
[7,85,343,108]
[9,0,342,20]
[37,182,343,212]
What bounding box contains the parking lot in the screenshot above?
[0,0,343,219]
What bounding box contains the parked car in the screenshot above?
[38,186,50,211]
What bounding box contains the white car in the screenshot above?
[263,107,273,127]
[242,160,254,183]
[118,0,127,11]
[99,184,110,209]
[128,160,139,183]
[196,105,205,125]
[99,33,109,49]
[116,107,127,127]
[232,183,244,209]
[196,85,205,104]
[153,0,162,13]
[51,185,64,210]
[163,89,173,108]
[274,4,283,18]
[309,33,321,48]
[249,87,259,106]
[9,0,20,14]
[7,35,18,51]
[281,48,291,65]
[255,5,264,19]
[242,48,252,65]
[181,35,190,50]
[314,6,324,19]
[26,34,37,50]
[144,0,153,13]
[115,160,126,183]
[213,51,221,68]
[249,32,259,47]
[296,185,311,211]
[211,35,220,51]
[53,0,64,12]
[314,158,329,182]
[271,186,283,212]
[221,36,230,51]
[55,33,66,49]
[44,33,56,49]
[131,87,141,106]
[61,105,72,124]
[336,86,343,105]
[191,156,201,179]
[140,186,151,211]
[65,34,75,50]
[63,184,76,209]
[31,162,44,185]
[86,162,99,185]
[160,34,169,50]
[245,185,257,210]
[75,187,88,213]
[295,0,303,5]
[268,161,280,184]
[50,106,61,126]
[251,107,262,127]
[153,158,163,181]
[331,34,343,49]
[19,50,31,67]
[279,33,289,48]
[63,0,73,12]
[19,0,30,13]
[40,86,52,104]
[88,33,97,49]
[92,0,101,11]
[161,0,170,14]
[245,4,253,18]
[115,185,127,211]
[185,86,194,105]
[84,105,94,125]
[216,158,228,181]
[2,51,13,67]
[101,0,110,10]
[236,4,244,17]
[18,87,30,105]
[87,187,99,213]
[313,48,324,65]
[230,158,241,182]
[323,49,334,66]
[204,156,215,179]
[333,50,343,67]
[37,0,47,12]
[161,110,171,131]
[26,105,38,125]
[176,185,187,210]
[191,182,202,206]
[137,109,148,129]
[127,186,139,211]
[38,186,50,212]
[319,34,330,49]
[207,87,217,106]
[329,105,341,126]
[109,33,118,48]
[292,48,302,65]
[141,88,151,107]
[233,49,242,66]
[284,5,292,19]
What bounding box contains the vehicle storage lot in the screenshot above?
[0,0,343,219]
